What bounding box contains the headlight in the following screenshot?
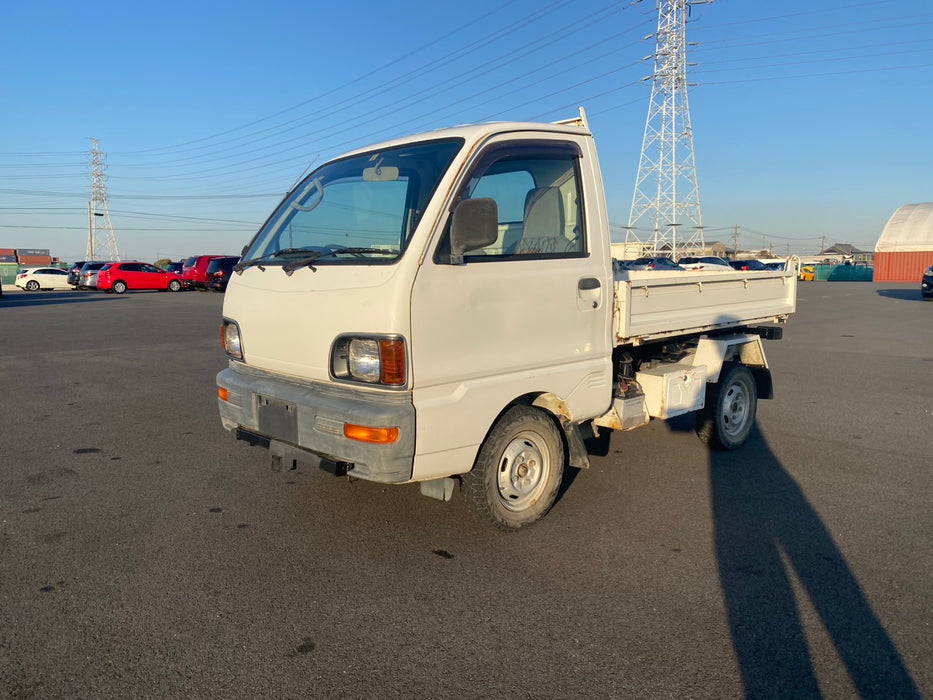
[222,319,244,360]
[332,335,406,387]
[348,339,381,383]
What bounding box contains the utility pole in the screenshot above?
[731,225,739,259]
[87,138,121,261]
[627,0,712,259]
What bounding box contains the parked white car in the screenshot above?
[678,256,733,271]
[15,267,72,291]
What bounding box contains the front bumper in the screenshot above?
[217,363,415,483]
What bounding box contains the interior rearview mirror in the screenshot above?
[450,198,498,265]
[362,165,400,182]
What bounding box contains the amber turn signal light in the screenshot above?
[343,423,399,444]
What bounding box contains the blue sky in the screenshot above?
[1,0,931,262]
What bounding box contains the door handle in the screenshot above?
[578,277,601,291]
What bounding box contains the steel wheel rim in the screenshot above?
[720,380,750,439]
[496,430,550,512]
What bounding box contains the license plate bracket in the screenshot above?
[256,395,298,444]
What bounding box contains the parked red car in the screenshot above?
[97,262,183,294]
[182,255,227,290]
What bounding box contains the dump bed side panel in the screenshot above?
[613,265,797,345]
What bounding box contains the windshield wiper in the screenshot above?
[271,248,318,257]
[281,247,396,275]
[234,248,319,274]
[233,258,266,273]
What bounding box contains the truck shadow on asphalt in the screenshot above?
[708,426,920,699]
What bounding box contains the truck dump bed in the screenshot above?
[613,261,798,346]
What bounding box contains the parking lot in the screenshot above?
[1,283,930,698]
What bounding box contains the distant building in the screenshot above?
[706,241,728,258]
[874,203,933,282]
[817,243,873,264]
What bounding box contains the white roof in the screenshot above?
[340,114,591,160]
[875,203,933,252]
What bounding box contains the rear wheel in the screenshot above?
[112,280,128,294]
[168,279,182,292]
[465,405,564,530]
[696,363,757,450]
[25,280,40,291]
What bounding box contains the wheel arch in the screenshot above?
[471,391,587,473]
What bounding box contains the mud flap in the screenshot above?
[563,421,591,470]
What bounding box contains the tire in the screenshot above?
[25,280,40,291]
[168,279,182,292]
[112,280,128,295]
[696,363,757,450]
[465,405,564,530]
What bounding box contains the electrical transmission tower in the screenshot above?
[87,138,121,261]
[627,0,710,259]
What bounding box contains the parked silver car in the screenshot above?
[78,262,108,289]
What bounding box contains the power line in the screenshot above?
[109,0,582,162]
[0,188,280,199]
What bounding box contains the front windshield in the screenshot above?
[243,139,462,268]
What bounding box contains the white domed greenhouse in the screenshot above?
[874,203,933,281]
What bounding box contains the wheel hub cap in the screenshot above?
[721,385,748,437]
[497,434,549,512]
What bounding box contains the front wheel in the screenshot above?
[25,280,40,291]
[168,279,182,292]
[465,405,564,530]
[696,363,757,450]
[112,281,128,294]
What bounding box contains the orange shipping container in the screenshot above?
[16,255,53,267]
[0,248,15,255]
[873,251,933,282]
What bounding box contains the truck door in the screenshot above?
[409,137,613,480]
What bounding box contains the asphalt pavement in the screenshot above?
[0,283,930,698]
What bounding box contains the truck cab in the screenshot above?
[218,116,613,522]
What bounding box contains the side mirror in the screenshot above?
[450,198,498,265]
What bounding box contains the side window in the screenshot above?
[472,171,534,223]
[446,147,586,261]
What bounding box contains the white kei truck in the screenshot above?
[217,109,797,529]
